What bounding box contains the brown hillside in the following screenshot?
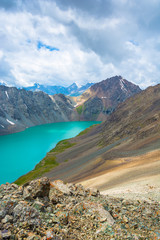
[16,84,160,189]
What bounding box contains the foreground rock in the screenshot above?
[0,178,159,239]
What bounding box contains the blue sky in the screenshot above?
[37,41,59,52]
[0,0,160,88]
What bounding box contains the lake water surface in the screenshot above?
[0,121,99,185]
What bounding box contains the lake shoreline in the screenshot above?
[0,121,100,185]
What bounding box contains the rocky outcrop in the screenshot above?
[0,177,159,239]
[23,177,50,200]
[0,86,76,135]
[0,177,114,239]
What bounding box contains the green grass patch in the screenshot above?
[15,156,58,185]
[15,139,76,185]
[50,139,76,153]
[77,124,99,137]
[76,105,83,115]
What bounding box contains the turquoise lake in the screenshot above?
[0,121,99,185]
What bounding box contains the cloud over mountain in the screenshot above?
[0,0,160,88]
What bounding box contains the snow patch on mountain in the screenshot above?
[6,119,15,125]
[120,78,127,92]
[5,91,9,99]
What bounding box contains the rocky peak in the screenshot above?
[90,75,141,95]
[67,83,78,89]
[0,85,10,92]
[75,76,141,121]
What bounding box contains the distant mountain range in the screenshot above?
[24,82,94,96]
[0,76,141,135]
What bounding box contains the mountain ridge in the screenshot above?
[0,86,76,135]
[0,76,141,135]
[24,82,94,96]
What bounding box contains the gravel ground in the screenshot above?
[0,177,160,239]
[102,175,160,203]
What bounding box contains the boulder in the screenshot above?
[1,214,13,224]
[49,180,73,204]
[0,230,11,239]
[89,187,100,197]
[23,177,50,199]
[50,180,71,195]
[13,202,41,227]
[73,201,114,224]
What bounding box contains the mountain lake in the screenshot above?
[0,121,100,185]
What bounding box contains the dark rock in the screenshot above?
[23,177,50,199]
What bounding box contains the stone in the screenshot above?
[33,201,45,211]
[55,211,68,225]
[52,215,60,223]
[89,188,100,197]
[13,202,40,226]
[11,183,18,189]
[0,210,6,220]
[1,214,13,224]
[0,230,11,238]
[49,194,59,205]
[23,177,50,199]
[50,180,71,195]
[79,201,114,225]
[46,230,53,239]
[123,216,128,223]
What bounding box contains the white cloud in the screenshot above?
[0,0,160,88]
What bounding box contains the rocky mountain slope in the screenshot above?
[74,76,141,120]
[24,82,94,96]
[0,76,141,135]
[0,177,159,239]
[0,86,76,135]
[16,83,160,193]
